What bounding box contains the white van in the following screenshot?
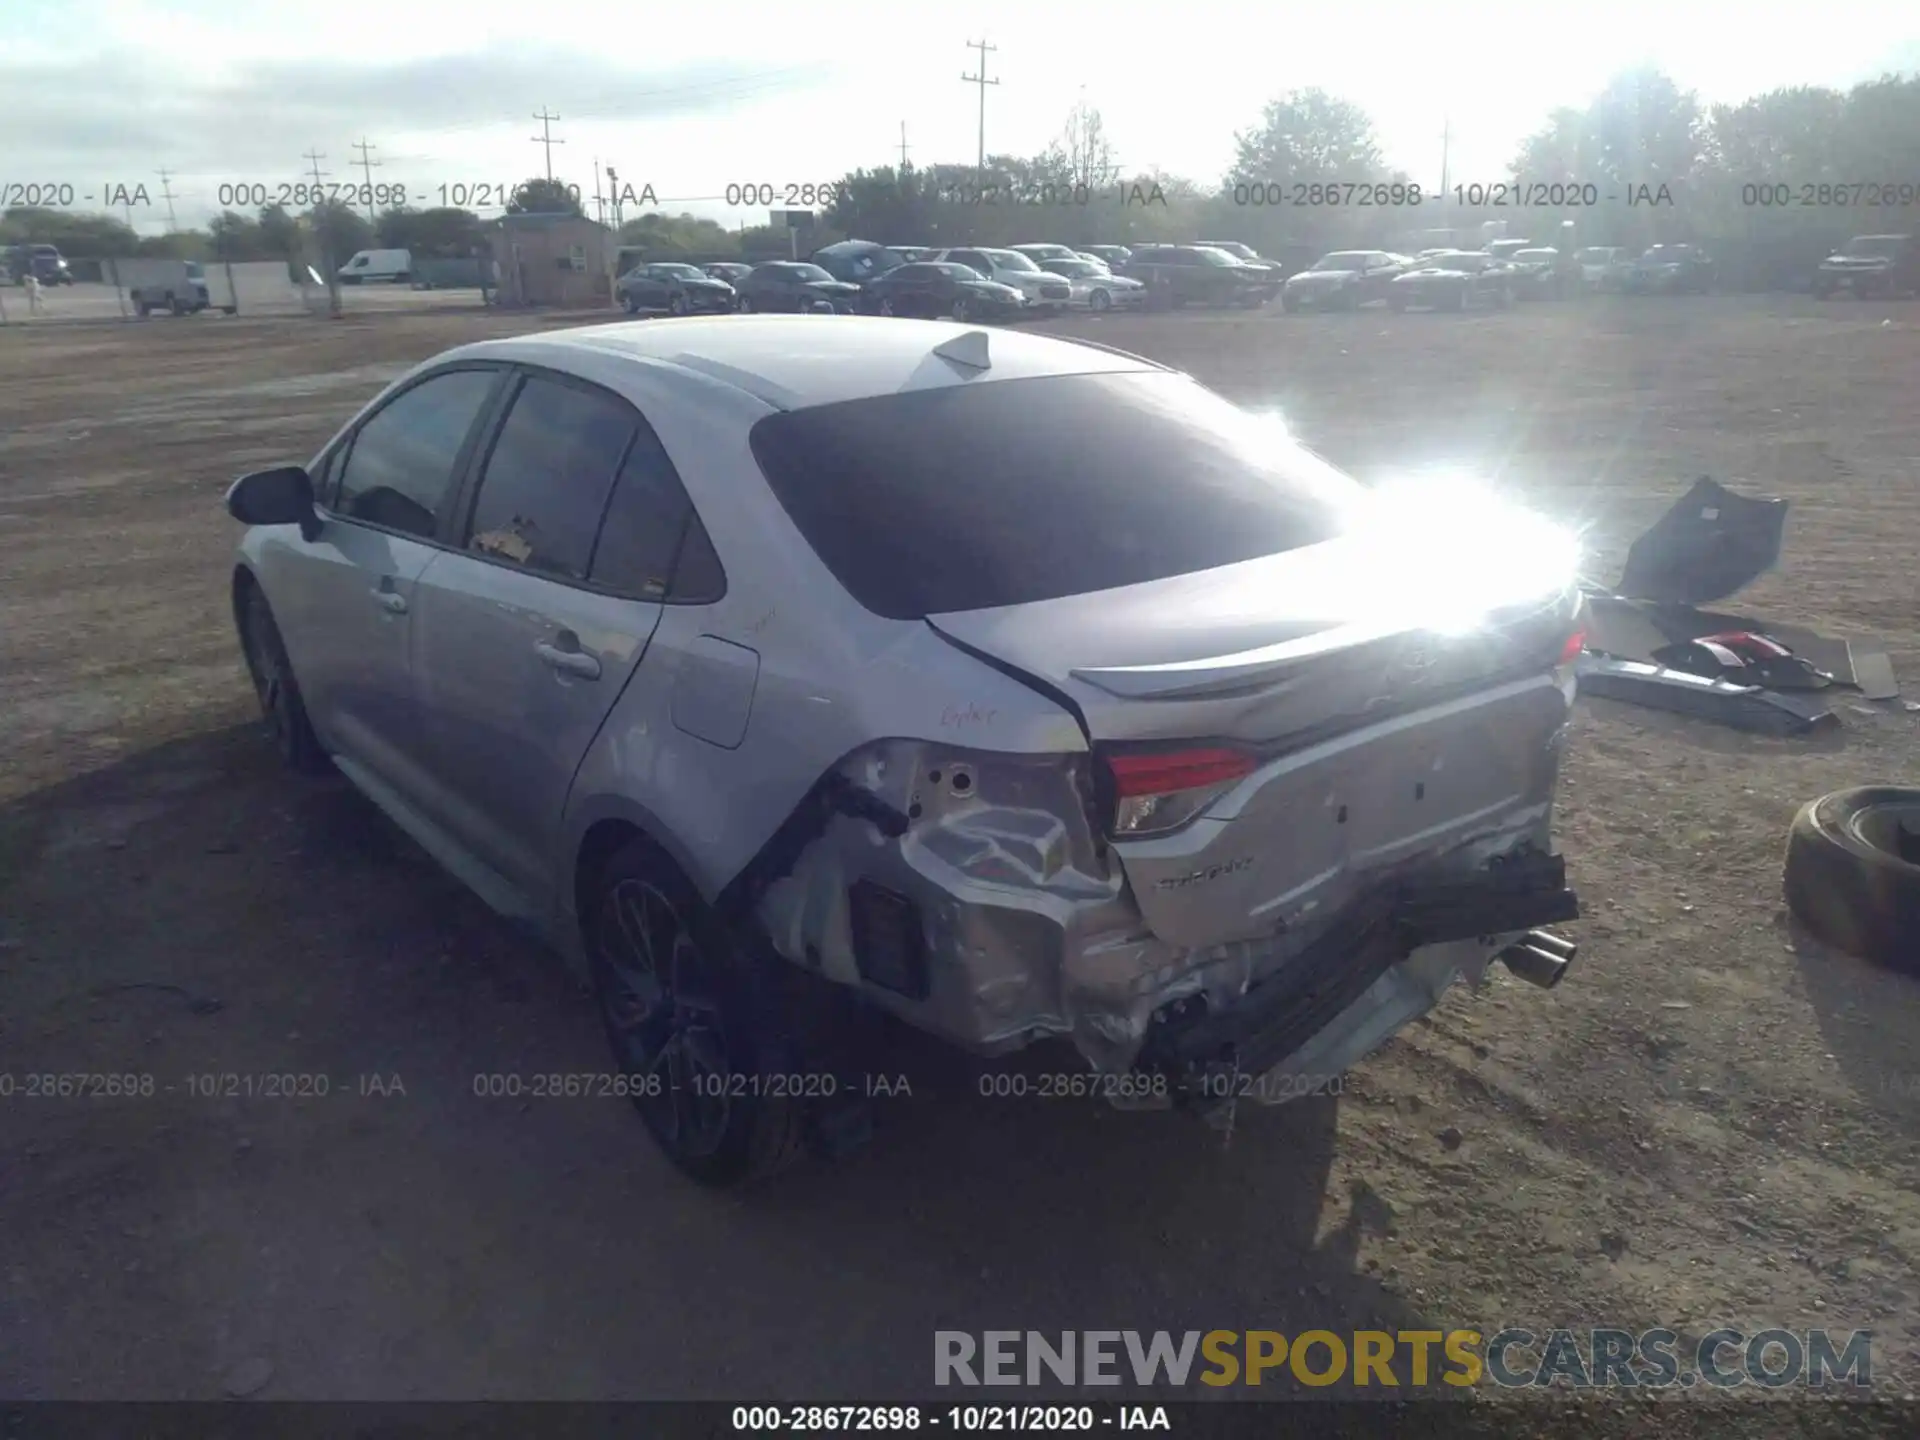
[335,248,412,285]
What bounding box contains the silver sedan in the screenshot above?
[1038,256,1149,311]
[226,316,1586,1187]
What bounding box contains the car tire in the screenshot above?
[170,297,188,316]
[1280,292,1300,313]
[238,582,329,775]
[670,293,690,316]
[879,296,897,316]
[586,838,808,1187]
[951,297,971,321]
[737,295,753,313]
[623,294,640,315]
[1784,788,1920,974]
[1090,289,1111,312]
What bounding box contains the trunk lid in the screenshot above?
[927,537,1581,948]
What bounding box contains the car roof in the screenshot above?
[439,316,1167,412]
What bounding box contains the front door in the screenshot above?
[274,366,505,797]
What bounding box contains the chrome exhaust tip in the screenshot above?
[1497,929,1577,989]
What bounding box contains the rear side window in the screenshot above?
[465,375,637,580]
[587,426,725,603]
[748,371,1360,619]
[334,369,498,540]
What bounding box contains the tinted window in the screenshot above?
[588,426,723,602]
[466,377,637,580]
[334,369,498,539]
[748,372,1361,619]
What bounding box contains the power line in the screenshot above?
[155,167,179,231]
[531,108,565,182]
[961,39,1000,177]
[351,138,381,223]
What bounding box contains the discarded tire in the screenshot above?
[1784,787,1920,974]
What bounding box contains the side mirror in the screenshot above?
[226,465,320,542]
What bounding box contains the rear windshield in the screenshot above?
[747,371,1360,618]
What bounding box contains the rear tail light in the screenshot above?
[1559,629,1587,664]
[1104,747,1260,839]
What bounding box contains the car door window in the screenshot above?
[587,423,724,603]
[333,369,498,540]
[465,375,638,581]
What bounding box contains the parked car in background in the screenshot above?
[6,243,73,285]
[1575,246,1635,291]
[1080,244,1133,267]
[885,246,934,264]
[927,247,1073,311]
[1010,243,1081,265]
[1387,251,1514,312]
[734,262,862,314]
[337,249,413,285]
[810,239,907,289]
[618,262,737,315]
[1486,239,1532,264]
[864,261,1027,321]
[1624,244,1715,294]
[1280,251,1407,311]
[1506,247,1570,299]
[1195,241,1287,281]
[1812,234,1918,298]
[1038,256,1148,312]
[224,314,1585,1187]
[117,258,233,316]
[704,262,755,286]
[1121,245,1278,309]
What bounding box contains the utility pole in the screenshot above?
[961,40,999,179]
[304,148,343,318]
[592,158,605,225]
[351,138,381,223]
[898,121,911,171]
[531,108,564,182]
[155,167,179,232]
[1439,116,1451,202]
[606,166,623,231]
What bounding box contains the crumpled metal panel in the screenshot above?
[753,737,1564,1085]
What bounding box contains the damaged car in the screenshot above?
[223,317,1587,1187]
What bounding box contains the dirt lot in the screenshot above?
[3,299,1919,1408]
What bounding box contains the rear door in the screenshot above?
[407,368,681,898]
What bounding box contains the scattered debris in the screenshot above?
[1617,476,1788,606]
[1652,632,1833,691]
[1438,1126,1464,1151]
[1576,656,1839,736]
[1600,1232,1630,1261]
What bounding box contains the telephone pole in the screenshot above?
[606,165,623,231]
[531,108,564,182]
[351,138,381,223]
[898,121,911,171]
[155,167,179,231]
[961,40,999,178]
[592,158,605,225]
[303,148,343,317]
[1439,116,1452,200]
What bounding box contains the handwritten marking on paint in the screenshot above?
[941,702,999,728]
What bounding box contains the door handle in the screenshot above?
[535,638,601,680]
[371,584,408,614]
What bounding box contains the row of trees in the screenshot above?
[7,68,1918,285]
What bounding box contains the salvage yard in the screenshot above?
[2,299,1919,1404]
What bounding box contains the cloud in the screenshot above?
[0,47,848,176]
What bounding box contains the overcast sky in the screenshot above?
[4,0,1916,234]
